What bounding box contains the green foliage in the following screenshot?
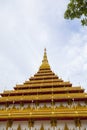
[64,0,87,26]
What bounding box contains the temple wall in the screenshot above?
[0,101,87,130]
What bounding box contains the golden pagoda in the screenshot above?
[0,49,87,130]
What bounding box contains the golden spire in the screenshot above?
[40,48,50,69]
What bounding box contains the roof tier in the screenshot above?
[0,107,87,120]
[1,86,84,97]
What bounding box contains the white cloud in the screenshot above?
[0,0,87,93]
[60,28,87,90]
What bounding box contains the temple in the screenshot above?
[0,49,87,130]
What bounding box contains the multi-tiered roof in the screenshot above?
[0,49,87,121]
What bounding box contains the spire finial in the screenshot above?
[44,48,46,52]
[42,48,48,63]
[39,48,50,69]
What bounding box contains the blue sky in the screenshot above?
[0,0,87,92]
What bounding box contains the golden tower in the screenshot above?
[0,49,87,130]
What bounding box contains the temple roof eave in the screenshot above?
[0,93,87,103]
[0,86,84,96]
[0,107,87,120]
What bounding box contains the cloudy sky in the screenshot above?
[0,0,87,92]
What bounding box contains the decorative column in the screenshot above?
[28,120,34,130]
[35,101,39,109]
[75,118,81,130]
[50,119,57,130]
[67,99,72,107]
[20,101,24,109]
[5,102,9,110]
[6,119,13,130]
[64,123,69,130]
[17,124,21,130]
[40,124,44,130]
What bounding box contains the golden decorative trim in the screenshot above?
[0,107,87,119]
